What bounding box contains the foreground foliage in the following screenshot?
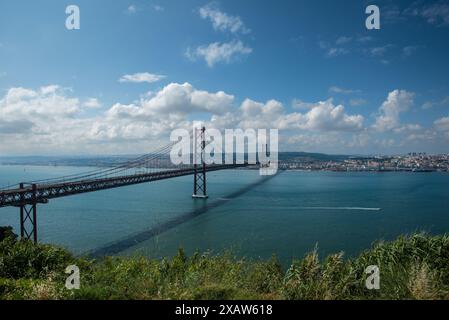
[0,233,448,300]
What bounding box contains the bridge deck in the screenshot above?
[0,164,247,208]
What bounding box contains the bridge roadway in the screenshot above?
[0,164,247,208]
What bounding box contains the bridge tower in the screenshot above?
[192,126,208,199]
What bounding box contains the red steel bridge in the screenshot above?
[0,127,251,243]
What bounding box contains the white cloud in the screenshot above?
[403,45,420,57]
[287,100,364,132]
[326,47,349,57]
[319,40,350,57]
[435,116,449,131]
[108,82,234,119]
[119,72,166,84]
[83,98,102,109]
[187,40,252,67]
[394,123,422,133]
[127,5,137,14]
[420,3,449,25]
[291,99,315,110]
[153,5,164,12]
[336,36,352,45]
[385,3,449,27]
[199,3,250,34]
[383,5,407,24]
[5,87,37,103]
[405,130,437,143]
[0,83,236,154]
[368,45,392,57]
[349,98,367,107]
[40,85,60,95]
[329,86,360,95]
[2,83,447,155]
[211,98,364,133]
[0,86,85,152]
[373,89,415,132]
[422,96,449,109]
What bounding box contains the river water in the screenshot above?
[1,165,448,265]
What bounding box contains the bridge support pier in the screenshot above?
[19,202,38,243]
[192,126,208,199]
[17,183,39,243]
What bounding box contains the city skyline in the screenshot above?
[1,0,449,156]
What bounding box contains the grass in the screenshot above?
[0,233,449,300]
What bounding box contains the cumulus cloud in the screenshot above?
[0,81,369,154]
[199,3,250,34]
[119,72,165,84]
[89,84,236,144]
[373,90,415,132]
[0,86,89,153]
[186,40,252,67]
[1,85,80,119]
[286,100,364,132]
[3,82,447,155]
[210,98,364,133]
[141,82,234,115]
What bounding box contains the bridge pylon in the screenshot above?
[192,126,208,199]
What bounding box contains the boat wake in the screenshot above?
[299,207,382,211]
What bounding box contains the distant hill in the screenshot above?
[279,152,351,162]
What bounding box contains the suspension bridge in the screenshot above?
[0,127,255,243]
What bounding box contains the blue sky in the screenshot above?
[1,0,449,155]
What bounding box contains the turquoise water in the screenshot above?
[1,165,449,265]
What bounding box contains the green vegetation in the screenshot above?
[1,230,448,300]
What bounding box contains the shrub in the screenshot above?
[1,233,449,300]
[0,238,75,279]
